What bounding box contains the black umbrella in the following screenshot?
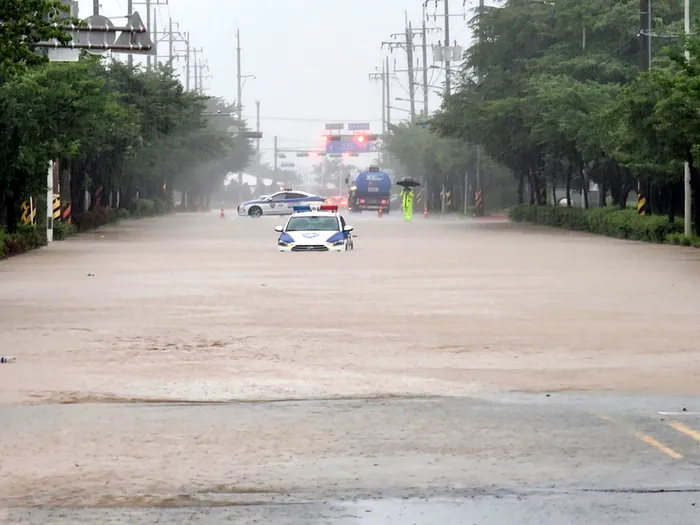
[396,177,421,188]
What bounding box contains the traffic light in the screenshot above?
[242,131,263,139]
[296,152,309,157]
[353,134,378,145]
[322,134,342,142]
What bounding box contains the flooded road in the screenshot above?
[2,212,700,523]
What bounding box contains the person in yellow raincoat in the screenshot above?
[401,186,413,222]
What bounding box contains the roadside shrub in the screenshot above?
[72,211,95,232]
[3,233,26,256]
[0,231,7,258]
[92,206,111,227]
[17,224,44,249]
[666,233,700,247]
[508,205,684,245]
[0,225,46,258]
[131,198,156,218]
[153,197,166,215]
[117,208,130,220]
[53,221,76,241]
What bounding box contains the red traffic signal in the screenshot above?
[353,134,378,145]
[322,134,342,142]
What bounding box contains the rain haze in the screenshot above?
[3,1,700,524]
[78,0,470,170]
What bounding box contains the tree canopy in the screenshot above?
[0,1,253,232]
[384,0,700,232]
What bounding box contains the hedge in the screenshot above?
[508,205,688,244]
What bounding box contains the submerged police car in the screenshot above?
[275,205,354,252]
[238,189,324,218]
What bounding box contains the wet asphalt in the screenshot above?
[3,393,700,523]
[2,211,700,523]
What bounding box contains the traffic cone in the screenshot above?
[378,206,383,218]
[423,207,428,219]
[220,207,225,219]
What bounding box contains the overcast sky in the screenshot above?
[76,0,475,171]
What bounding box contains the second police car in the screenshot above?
[275,205,354,252]
[238,189,325,218]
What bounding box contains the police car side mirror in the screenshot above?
[274,226,283,232]
[343,225,354,232]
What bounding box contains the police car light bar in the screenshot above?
[320,204,338,212]
[293,205,312,212]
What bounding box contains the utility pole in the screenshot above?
[637,0,651,214]
[422,18,429,116]
[369,63,392,134]
[684,0,692,236]
[405,18,417,122]
[236,30,243,120]
[475,0,485,217]
[132,0,168,70]
[274,136,279,179]
[639,0,651,72]
[444,0,451,96]
[169,18,174,63]
[93,0,99,15]
[386,56,391,130]
[184,32,190,91]
[256,100,261,165]
[146,0,151,70]
[193,47,198,93]
[383,18,439,123]
[128,0,133,68]
[151,7,157,70]
[381,62,387,134]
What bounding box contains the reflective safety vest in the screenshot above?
[402,190,413,208]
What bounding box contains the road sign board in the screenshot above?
[325,123,344,131]
[348,123,370,131]
[280,162,295,168]
[113,12,155,56]
[326,139,374,155]
[83,15,117,55]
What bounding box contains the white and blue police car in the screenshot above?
[275,205,355,252]
[238,190,325,218]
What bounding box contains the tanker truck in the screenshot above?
[347,166,392,213]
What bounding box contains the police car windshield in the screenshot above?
[286,216,339,232]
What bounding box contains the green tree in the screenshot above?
[0,0,71,76]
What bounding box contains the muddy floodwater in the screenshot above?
[2,212,700,523]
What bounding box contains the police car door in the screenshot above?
[280,192,308,215]
[266,193,288,215]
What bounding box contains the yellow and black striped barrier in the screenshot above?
[20,199,36,225]
[637,193,647,216]
[52,194,61,221]
[539,185,547,204]
[446,190,452,208]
